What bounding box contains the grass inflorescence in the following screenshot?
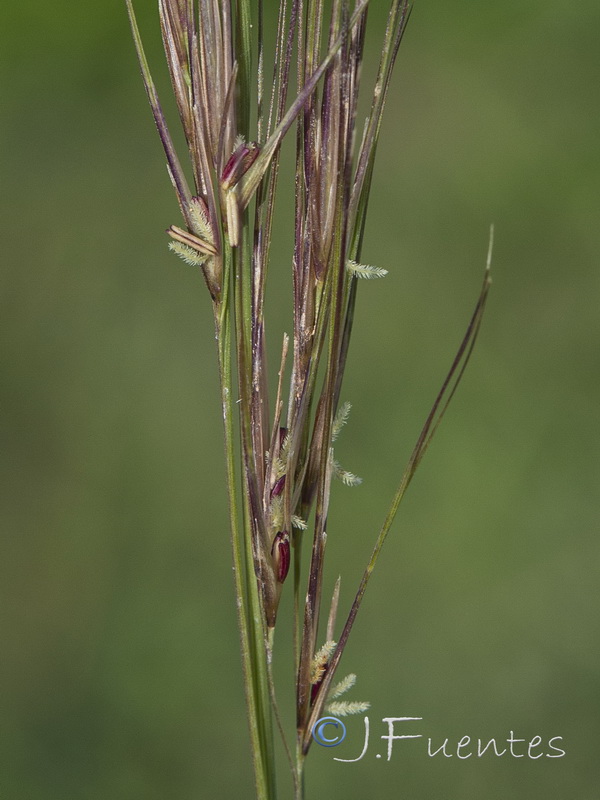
[126,1,491,797]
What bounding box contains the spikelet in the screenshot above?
[332,401,352,442]
[333,460,363,486]
[271,531,290,583]
[347,259,388,279]
[271,475,285,497]
[168,241,208,267]
[311,640,337,684]
[325,700,371,716]
[328,673,356,700]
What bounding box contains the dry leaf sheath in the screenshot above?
[125,2,490,798]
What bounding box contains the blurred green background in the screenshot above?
[2,1,599,798]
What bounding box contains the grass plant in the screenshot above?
[125,1,491,797]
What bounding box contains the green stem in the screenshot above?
[266,629,297,795]
[292,530,302,677]
[295,745,305,800]
[216,243,275,800]
[243,495,277,800]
